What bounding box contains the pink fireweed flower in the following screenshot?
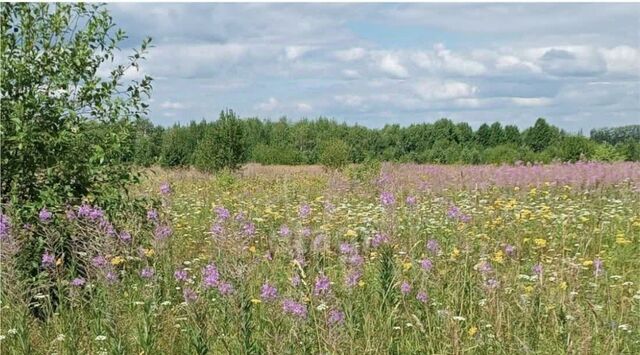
[477,261,493,274]
[426,239,440,254]
[314,275,331,296]
[380,191,395,206]
[347,254,364,267]
[298,203,311,219]
[243,222,256,236]
[260,282,278,302]
[183,287,198,303]
[70,277,86,287]
[234,212,246,222]
[41,251,55,267]
[0,213,10,239]
[174,268,188,282]
[119,231,132,243]
[218,282,234,296]
[420,259,433,272]
[484,278,500,290]
[140,267,155,279]
[147,209,158,222]
[159,182,171,195]
[214,206,230,221]
[91,255,108,269]
[532,262,543,277]
[416,291,429,303]
[65,208,76,221]
[282,299,307,319]
[300,227,312,238]
[339,243,356,255]
[327,309,345,326]
[405,195,417,206]
[154,225,172,241]
[202,264,220,288]
[371,233,390,248]
[594,258,604,277]
[400,281,412,295]
[39,208,53,223]
[210,223,224,236]
[278,225,291,237]
[105,271,119,284]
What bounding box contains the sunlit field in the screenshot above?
[2,162,640,354]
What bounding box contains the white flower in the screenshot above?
[7,329,17,335]
[95,335,107,341]
[316,303,327,311]
[453,316,466,321]
[56,334,65,342]
[161,301,172,306]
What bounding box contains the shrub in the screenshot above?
[319,138,350,170]
[193,110,247,172]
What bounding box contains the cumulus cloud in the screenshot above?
[335,47,367,61]
[375,53,409,78]
[256,97,279,111]
[160,101,187,109]
[414,81,478,101]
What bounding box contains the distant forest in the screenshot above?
[130,112,640,170]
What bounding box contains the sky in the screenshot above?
[108,3,640,132]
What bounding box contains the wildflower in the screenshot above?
[154,225,172,241]
[420,259,433,272]
[110,256,124,266]
[504,244,516,257]
[484,278,500,290]
[405,195,417,206]
[147,209,158,222]
[65,208,76,221]
[174,268,188,282]
[340,243,356,255]
[534,238,547,248]
[282,299,307,319]
[345,271,362,288]
[298,204,311,219]
[416,290,429,303]
[260,282,278,302]
[314,275,331,296]
[380,191,395,206]
[210,223,224,236]
[91,255,108,269]
[214,206,230,221]
[426,239,440,254]
[105,271,119,284]
[532,262,543,276]
[327,309,345,326]
[160,182,171,195]
[95,335,107,341]
[202,264,220,288]
[594,258,604,277]
[243,222,256,236]
[344,229,357,238]
[119,231,132,243]
[183,288,198,303]
[492,250,505,264]
[140,267,155,279]
[450,248,461,259]
[0,213,10,239]
[218,282,234,296]
[467,326,478,337]
[291,274,301,287]
[347,254,364,267]
[42,251,55,267]
[70,277,86,287]
[477,261,493,275]
[300,227,312,238]
[371,233,390,248]
[278,225,291,237]
[400,281,412,295]
[39,208,53,223]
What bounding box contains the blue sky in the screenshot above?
[108,3,639,131]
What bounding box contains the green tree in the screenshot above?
[524,118,560,152]
[193,110,247,172]
[319,138,350,170]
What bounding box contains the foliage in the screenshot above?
[591,125,640,145]
[193,110,247,172]
[318,138,350,170]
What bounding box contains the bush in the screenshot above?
[482,144,520,164]
[193,110,247,172]
[319,138,350,170]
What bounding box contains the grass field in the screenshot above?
[2,162,640,354]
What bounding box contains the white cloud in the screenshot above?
[414,81,477,100]
[536,46,607,77]
[296,102,313,112]
[600,46,640,76]
[335,47,367,61]
[376,53,408,78]
[511,97,552,107]
[256,97,279,111]
[285,46,313,60]
[334,95,364,107]
[160,101,186,109]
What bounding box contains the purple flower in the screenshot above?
[345,271,362,288]
[484,278,500,290]
[594,258,604,277]
[371,233,389,248]
[260,282,278,302]
[426,239,440,254]
[218,282,234,296]
[243,222,256,236]
[291,274,301,287]
[119,231,132,243]
[174,268,188,282]
[210,223,224,236]
[300,227,312,238]
[532,262,543,276]
[202,263,220,288]
[154,225,172,241]
[147,209,158,222]
[327,309,345,326]
[416,291,429,303]
[282,299,307,319]
[91,255,108,269]
[504,244,516,257]
[70,277,86,287]
[234,212,246,221]
[0,213,11,239]
[298,204,311,219]
[420,259,433,272]
[347,254,364,267]
[214,206,230,221]
[406,196,417,206]
[339,243,356,255]
[41,251,55,267]
[278,225,290,237]
[183,287,198,303]
[380,191,396,206]
[39,208,53,223]
[400,281,412,295]
[65,208,76,221]
[478,261,493,274]
[160,182,171,195]
[140,267,155,279]
[314,275,331,296]
[105,271,119,284]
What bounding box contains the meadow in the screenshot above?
[1,162,640,354]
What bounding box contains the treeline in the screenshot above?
[131,111,640,170]
[590,125,640,145]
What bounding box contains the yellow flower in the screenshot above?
[534,238,547,248]
[616,237,631,245]
[524,285,534,294]
[582,260,593,267]
[344,229,357,238]
[249,245,257,253]
[143,248,155,257]
[250,299,261,304]
[467,326,478,337]
[492,250,505,264]
[402,262,412,271]
[358,280,366,287]
[111,256,124,266]
[450,247,461,259]
[559,282,567,290]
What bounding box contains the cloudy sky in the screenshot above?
[108,3,639,131]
